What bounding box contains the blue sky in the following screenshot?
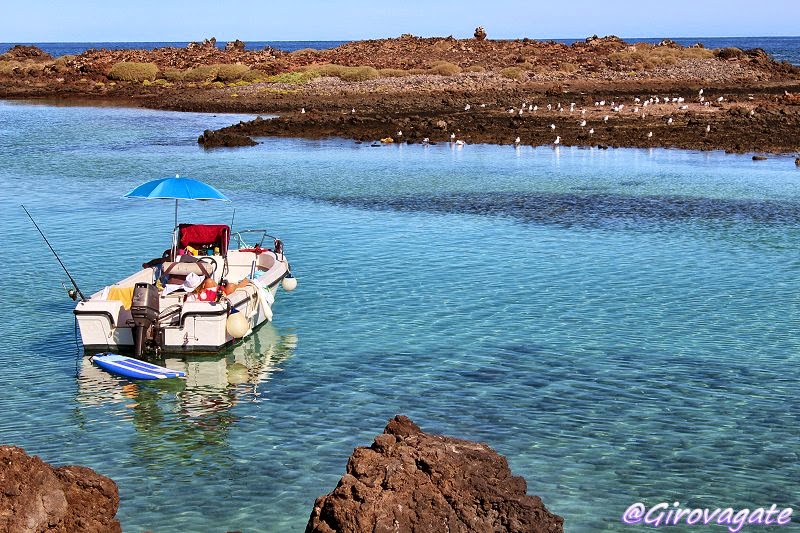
[2,0,798,42]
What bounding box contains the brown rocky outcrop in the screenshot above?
[226,39,246,51]
[0,446,120,533]
[0,45,53,62]
[197,128,258,148]
[306,416,563,533]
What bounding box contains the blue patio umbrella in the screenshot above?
[124,174,230,228]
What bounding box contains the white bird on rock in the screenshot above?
[580,120,587,127]
[550,123,556,130]
[589,128,594,135]
[705,125,711,133]
[667,117,673,125]
[647,131,653,138]
[514,136,521,144]
[554,136,561,145]
[301,108,305,114]
[604,115,609,122]
[464,104,471,111]
[717,96,724,102]
[450,132,456,141]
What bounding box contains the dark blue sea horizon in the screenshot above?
[1,36,799,65]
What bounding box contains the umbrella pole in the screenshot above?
[172,199,179,259]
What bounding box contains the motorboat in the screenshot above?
[74,225,297,356]
[71,175,296,357]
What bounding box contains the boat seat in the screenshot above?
[161,260,214,285]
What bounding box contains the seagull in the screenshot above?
[450,132,456,141]
[422,137,430,144]
[699,88,704,96]
[455,139,465,146]
[301,108,305,114]
[717,96,724,102]
[634,107,639,113]
[647,131,653,138]
[519,109,524,115]
[667,117,673,125]
[480,103,486,107]
[705,125,711,133]
[550,123,556,130]
[749,109,755,116]
[351,107,356,113]
[679,105,688,110]
[580,120,586,127]
[603,115,609,122]
[528,104,533,111]
[547,104,552,111]
[508,108,515,114]
[397,131,402,137]
[581,109,586,115]
[589,128,594,135]
[533,105,538,112]
[514,136,521,144]
[634,97,641,103]
[599,100,606,106]
[554,136,561,145]
[464,104,471,111]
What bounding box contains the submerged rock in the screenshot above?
[306,415,563,533]
[0,445,120,532]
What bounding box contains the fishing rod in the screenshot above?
[21,205,87,302]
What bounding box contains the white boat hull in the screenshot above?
[75,248,291,353]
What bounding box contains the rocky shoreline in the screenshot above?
[1,34,799,156]
[2,417,561,532]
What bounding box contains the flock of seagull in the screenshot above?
[493,87,733,146]
[307,88,752,147]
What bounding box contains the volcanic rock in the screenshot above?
[198,128,258,148]
[306,415,563,533]
[226,39,246,51]
[0,45,52,61]
[0,445,120,533]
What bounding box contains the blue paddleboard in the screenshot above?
[91,353,185,380]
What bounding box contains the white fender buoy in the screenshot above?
[282,274,298,292]
[226,310,249,338]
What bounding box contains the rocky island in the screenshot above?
[1,32,799,155]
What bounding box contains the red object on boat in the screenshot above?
[178,224,230,255]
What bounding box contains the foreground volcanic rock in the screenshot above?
[306,416,563,533]
[0,446,120,533]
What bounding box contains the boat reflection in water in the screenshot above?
[76,324,298,451]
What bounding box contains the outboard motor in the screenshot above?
[131,282,160,358]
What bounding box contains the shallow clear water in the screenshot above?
[0,100,798,532]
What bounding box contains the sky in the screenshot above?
[1,0,798,43]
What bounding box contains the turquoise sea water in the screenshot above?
[0,101,798,532]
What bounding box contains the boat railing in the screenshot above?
[232,229,276,250]
[232,229,285,262]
